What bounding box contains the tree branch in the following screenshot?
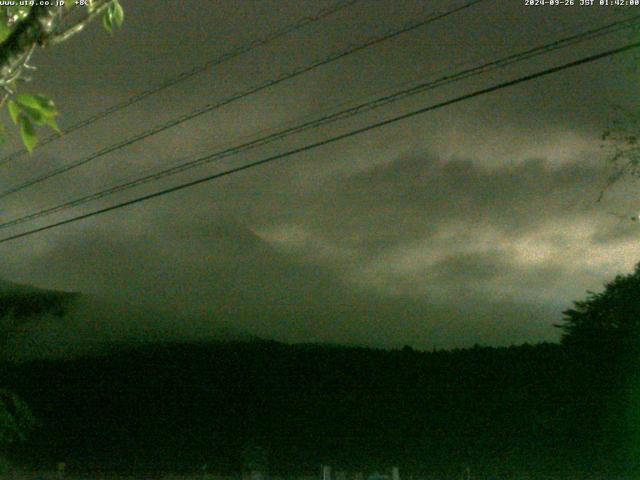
[49,1,112,46]
[0,5,66,84]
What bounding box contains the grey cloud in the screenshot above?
[2,143,636,354]
[0,0,639,354]
[282,153,607,250]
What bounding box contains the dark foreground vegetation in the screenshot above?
[0,339,636,479]
[1,264,640,479]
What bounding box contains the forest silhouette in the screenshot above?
[1,263,639,479]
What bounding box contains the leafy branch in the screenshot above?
[0,0,124,152]
[7,94,59,152]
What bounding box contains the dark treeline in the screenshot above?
[1,337,637,479]
[2,263,640,479]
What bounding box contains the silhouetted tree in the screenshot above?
[0,389,33,445]
[556,262,640,356]
[0,288,76,468]
[0,388,34,473]
[556,262,640,475]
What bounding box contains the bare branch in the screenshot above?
[49,1,112,46]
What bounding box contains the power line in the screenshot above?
[0,0,488,201]
[0,14,638,231]
[0,0,362,167]
[0,39,637,245]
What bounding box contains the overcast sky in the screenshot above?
[0,0,639,352]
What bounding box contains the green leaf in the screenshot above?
[111,0,124,28]
[44,115,60,133]
[6,93,61,142]
[18,116,37,153]
[102,9,113,33]
[0,25,10,43]
[16,94,58,117]
[0,10,11,43]
[103,1,124,33]
[0,121,6,146]
[15,103,45,126]
[7,100,20,125]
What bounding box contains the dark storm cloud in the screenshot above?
[278,152,604,247]
[2,146,636,354]
[0,0,638,354]
[242,150,639,303]
[428,251,521,283]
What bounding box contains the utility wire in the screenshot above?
[0,0,488,200]
[0,14,638,231]
[0,0,362,167]
[0,39,638,245]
